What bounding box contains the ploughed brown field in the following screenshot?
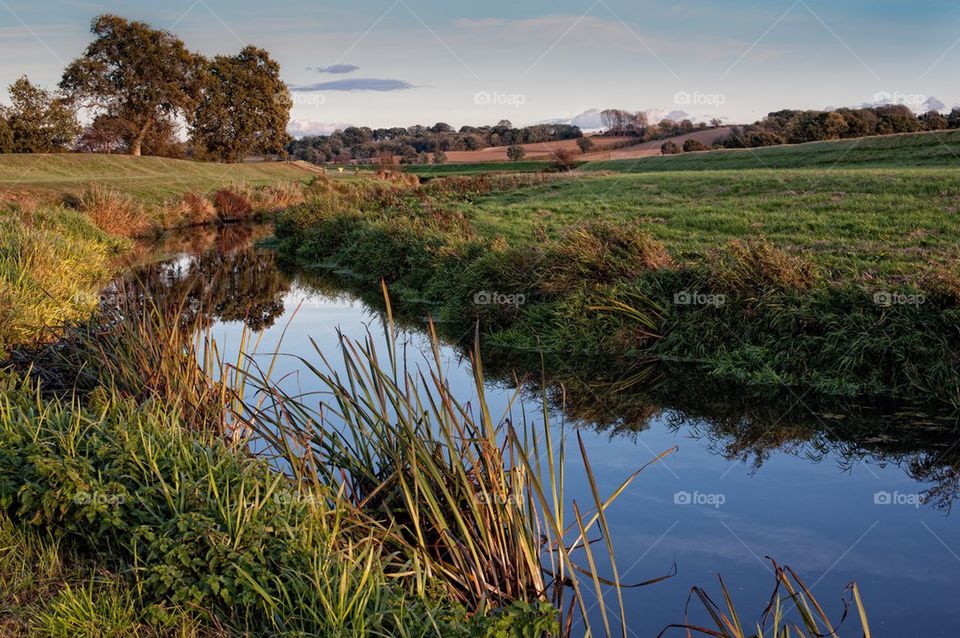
[440,127,735,163]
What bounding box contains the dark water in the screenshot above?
[115,226,960,636]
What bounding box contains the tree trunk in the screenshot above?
[129,118,152,157]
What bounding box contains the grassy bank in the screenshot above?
[274,172,960,404]
[581,129,960,172]
[0,154,323,239]
[0,206,126,355]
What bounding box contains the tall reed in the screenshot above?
[233,284,675,635]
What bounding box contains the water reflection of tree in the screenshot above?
[477,351,960,512]
[113,226,292,331]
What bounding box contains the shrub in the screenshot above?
[76,184,153,237]
[660,141,682,155]
[506,144,526,161]
[682,139,707,152]
[550,147,578,171]
[576,137,594,153]
[212,187,253,221]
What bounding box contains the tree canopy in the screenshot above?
[60,14,205,156]
[2,76,79,152]
[191,46,291,162]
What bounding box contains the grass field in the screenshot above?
[408,159,557,176]
[579,129,960,172]
[459,168,960,280]
[0,154,315,206]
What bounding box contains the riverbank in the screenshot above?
[274,171,960,405]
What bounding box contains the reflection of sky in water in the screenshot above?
[194,277,960,636]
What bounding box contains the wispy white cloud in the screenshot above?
[306,64,360,74]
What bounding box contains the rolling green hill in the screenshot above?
[579,129,960,172]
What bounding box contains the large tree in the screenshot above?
[60,14,204,156]
[191,46,291,162]
[0,117,12,153]
[2,76,79,152]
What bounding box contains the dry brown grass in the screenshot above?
[160,192,218,227]
[921,259,960,302]
[76,184,154,237]
[539,220,673,295]
[708,238,819,293]
[212,186,254,221]
[251,182,306,213]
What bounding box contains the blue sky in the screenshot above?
[1,0,959,134]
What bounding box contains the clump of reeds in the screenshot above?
[76,184,154,237]
[707,238,819,293]
[252,181,307,213]
[235,285,676,633]
[160,191,218,227]
[539,220,673,295]
[0,207,120,354]
[660,559,870,638]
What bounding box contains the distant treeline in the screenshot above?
[722,105,960,148]
[286,121,582,164]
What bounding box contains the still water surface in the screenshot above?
[116,227,960,635]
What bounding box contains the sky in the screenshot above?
[1,0,959,135]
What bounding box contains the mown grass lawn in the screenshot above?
[460,168,960,280]
[0,153,315,206]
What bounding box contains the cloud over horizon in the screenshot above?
[306,64,360,74]
[290,78,416,92]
